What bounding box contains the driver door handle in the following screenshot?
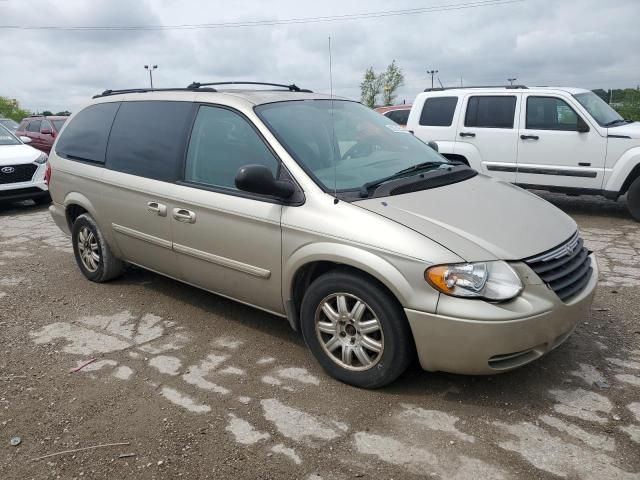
[147,201,167,217]
[459,132,476,138]
[173,208,196,224]
[520,134,540,140]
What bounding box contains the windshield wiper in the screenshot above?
[603,119,626,127]
[359,161,449,198]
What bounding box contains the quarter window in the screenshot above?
[185,106,279,191]
[106,101,194,181]
[55,103,120,164]
[27,120,41,132]
[419,97,458,126]
[464,96,516,129]
[526,96,580,131]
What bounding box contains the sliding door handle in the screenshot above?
[459,132,476,138]
[520,134,539,140]
[147,201,167,217]
[173,208,196,224]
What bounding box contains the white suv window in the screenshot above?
[419,97,458,126]
[526,96,580,131]
[464,96,516,129]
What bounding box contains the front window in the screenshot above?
[52,119,66,132]
[0,125,21,145]
[573,92,624,127]
[255,100,446,191]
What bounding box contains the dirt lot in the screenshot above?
[0,193,639,479]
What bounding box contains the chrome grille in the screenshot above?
[524,232,592,303]
[0,164,38,184]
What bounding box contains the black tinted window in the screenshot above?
[185,106,279,190]
[385,109,410,125]
[27,120,41,132]
[526,96,579,131]
[420,97,458,126]
[465,96,516,129]
[106,101,194,182]
[56,103,120,163]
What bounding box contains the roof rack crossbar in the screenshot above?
[187,81,312,93]
[423,85,528,92]
[92,87,217,99]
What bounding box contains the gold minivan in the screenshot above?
[48,82,597,388]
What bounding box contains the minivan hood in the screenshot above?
[354,174,576,261]
[609,121,640,139]
[0,144,40,166]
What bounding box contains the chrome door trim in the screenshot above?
[112,223,172,249]
[173,242,271,279]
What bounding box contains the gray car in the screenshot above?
[47,83,598,388]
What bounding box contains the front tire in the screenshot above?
[627,176,640,221]
[72,214,124,282]
[300,270,414,388]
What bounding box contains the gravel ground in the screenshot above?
[0,193,638,479]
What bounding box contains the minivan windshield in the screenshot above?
[574,92,625,127]
[0,125,20,146]
[256,100,447,191]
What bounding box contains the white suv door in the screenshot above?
[455,94,521,183]
[515,94,606,190]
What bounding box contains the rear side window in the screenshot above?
[106,101,194,182]
[526,96,579,131]
[184,105,279,191]
[56,103,120,163]
[27,120,41,132]
[464,96,516,129]
[385,109,410,125]
[419,97,458,126]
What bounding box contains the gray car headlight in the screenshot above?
[34,152,48,164]
[425,261,523,301]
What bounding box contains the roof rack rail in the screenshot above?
[423,85,528,92]
[92,87,217,99]
[186,81,313,93]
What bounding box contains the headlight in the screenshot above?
[34,152,48,164]
[425,261,523,301]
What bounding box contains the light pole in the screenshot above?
[144,64,158,89]
[508,77,517,86]
[427,69,438,89]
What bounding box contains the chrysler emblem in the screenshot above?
[1,166,15,174]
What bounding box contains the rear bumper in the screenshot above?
[49,202,70,235]
[406,255,598,375]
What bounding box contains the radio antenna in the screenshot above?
[329,35,339,204]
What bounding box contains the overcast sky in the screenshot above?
[1,0,639,113]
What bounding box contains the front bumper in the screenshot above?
[406,255,598,375]
[0,164,48,202]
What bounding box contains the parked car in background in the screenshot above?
[407,86,640,221]
[0,124,51,204]
[48,82,596,388]
[0,118,19,133]
[375,105,412,127]
[16,115,68,153]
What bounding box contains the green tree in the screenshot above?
[0,96,31,122]
[360,67,383,108]
[41,110,54,117]
[380,60,405,106]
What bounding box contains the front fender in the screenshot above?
[604,146,640,192]
[284,242,439,314]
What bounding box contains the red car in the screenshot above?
[374,105,412,127]
[16,115,68,154]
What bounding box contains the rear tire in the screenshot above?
[300,270,414,388]
[627,176,640,222]
[72,214,124,282]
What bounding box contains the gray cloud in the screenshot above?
[1,0,639,113]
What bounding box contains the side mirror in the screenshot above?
[235,164,295,199]
[20,136,32,144]
[577,117,590,133]
[40,128,52,135]
[427,141,439,152]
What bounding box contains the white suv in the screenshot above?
[406,86,640,220]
